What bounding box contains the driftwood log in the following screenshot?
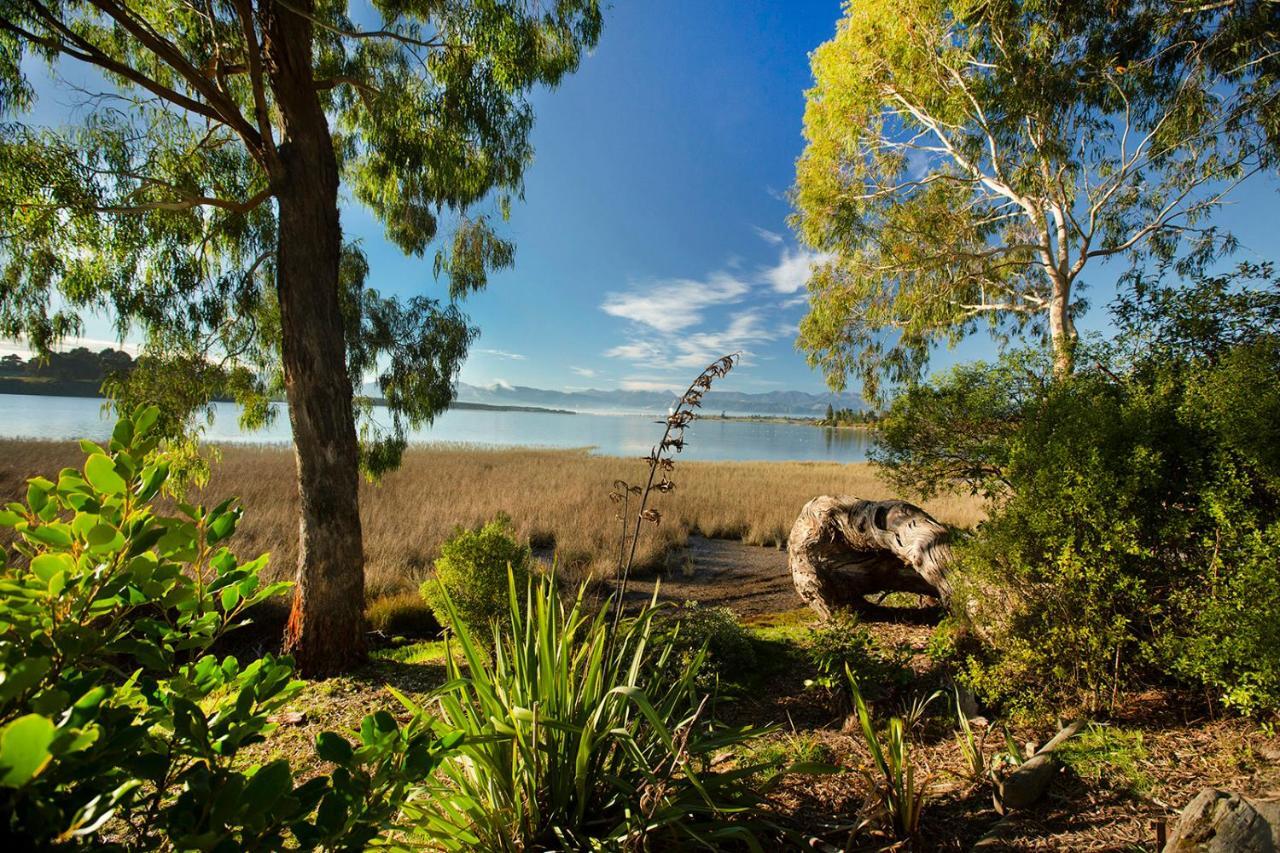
[788,496,953,617]
[992,720,1083,814]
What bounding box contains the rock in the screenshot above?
[1163,788,1280,852]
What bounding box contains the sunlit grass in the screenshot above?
[0,441,984,597]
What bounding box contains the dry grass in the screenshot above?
[0,440,983,599]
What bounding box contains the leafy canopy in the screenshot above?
[793,0,1265,398]
[0,0,602,472]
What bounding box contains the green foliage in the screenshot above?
[658,601,758,688]
[953,690,987,783]
[420,515,532,638]
[804,612,905,703]
[792,0,1262,397]
[0,0,602,473]
[847,672,925,841]
[0,406,460,846]
[880,263,1280,713]
[405,573,773,850]
[1056,723,1151,797]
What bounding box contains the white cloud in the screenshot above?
[600,272,749,334]
[599,245,828,380]
[762,247,833,294]
[752,225,785,245]
[487,379,515,391]
[476,348,527,361]
[620,378,680,393]
[0,335,141,359]
[569,366,597,378]
[607,309,784,372]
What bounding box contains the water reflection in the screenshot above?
[0,394,874,463]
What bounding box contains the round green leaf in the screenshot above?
[84,456,127,496]
[30,553,72,583]
[0,714,57,787]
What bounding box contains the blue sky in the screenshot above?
[8,0,1280,395]
[347,0,851,394]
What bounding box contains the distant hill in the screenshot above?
[2,349,862,417]
[449,381,866,417]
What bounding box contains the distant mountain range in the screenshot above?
[448,381,865,417]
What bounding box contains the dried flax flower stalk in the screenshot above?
[609,353,739,630]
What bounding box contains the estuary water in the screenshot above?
[0,394,873,463]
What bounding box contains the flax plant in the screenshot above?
[848,668,927,841]
[406,571,772,850]
[610,354,739,630]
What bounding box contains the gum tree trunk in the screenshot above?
[1048,270,1077,379]
[268,0,366,676]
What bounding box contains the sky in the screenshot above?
[7,0,1280,396]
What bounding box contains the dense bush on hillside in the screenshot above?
[877,263,1280,713]
[0,408,460,846]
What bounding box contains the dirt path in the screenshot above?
[612,535,807,618]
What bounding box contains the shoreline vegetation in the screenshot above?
[0,439,982,600]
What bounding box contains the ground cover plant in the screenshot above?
[408,572,776,850]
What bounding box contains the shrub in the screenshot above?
[805,612,905,704]
[420,515,532,638]
[659,601,758,688]
[404,573,775,849]
[848,672,925,840]
[877,263,1280,713]
[0,406,459,847]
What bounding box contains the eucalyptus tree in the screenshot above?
[0,0,602,674]
[792,0,1268,398]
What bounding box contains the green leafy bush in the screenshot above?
[805,612,906,704]
[0,406,459,846]
[404,574,774,850]
[877,263,1280,713]
[659,601,758,688]
[420,515,531,638]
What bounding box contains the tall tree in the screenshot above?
[0,0,601,674]
[792,0,1267,397]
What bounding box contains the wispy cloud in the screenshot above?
[569,366,597,378]
[600,272,749,334]
[751,225,785,245]
[599,245,825,378]
[762,247,833,294]
[608,309,783,373]
[476,348,527,361]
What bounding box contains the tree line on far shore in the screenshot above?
[0,348,137,396]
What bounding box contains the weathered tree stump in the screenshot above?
[788,496,953,617]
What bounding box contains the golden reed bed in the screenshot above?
[0,441,983,598]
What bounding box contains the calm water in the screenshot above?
[0,394,873,462]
